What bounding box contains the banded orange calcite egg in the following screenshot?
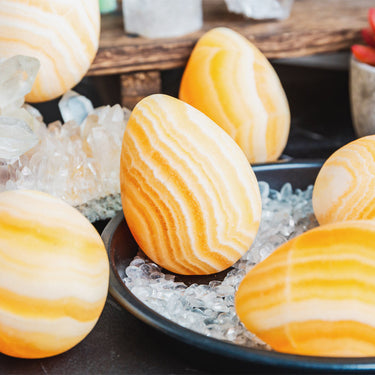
[120,94,261,275]
[0,190,109,359]
[0,0,100,102]
[179,27,290,164]
[236,220,375,357]
[312,135,375,225]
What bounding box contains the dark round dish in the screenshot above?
[102,160,375,372]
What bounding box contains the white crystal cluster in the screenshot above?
[123,0,203,38]
[123,182,318,348]
[0,55,130,222]
[225,0,294,20]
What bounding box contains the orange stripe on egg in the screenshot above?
[152,97,260,246]
[144,98,255,262]
[283,320,375,357]
[122,132,202,273]
[145,99,251,253]
[0,287,106,322]
[0,319,94,359]
[124,115,223,273]
[179,47,235,135]
[0,213,107,266]
[0,4,86,72]
[124,111,207,272]
[251,46,290,160]
[124,156,197,274]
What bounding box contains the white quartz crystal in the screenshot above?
[123,0,203,38]
[0,117,39,160]
[0,55,131,222]
[10,103,130,221]
[225,0,294,20]
[59,90,94,125]
[0,55,40,111]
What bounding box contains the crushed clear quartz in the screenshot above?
[123,182,318,348]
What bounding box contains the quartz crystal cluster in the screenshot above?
[0,55,130,222]
[123,182,318,348]
[225,0,294,20]
[123,0,203,38]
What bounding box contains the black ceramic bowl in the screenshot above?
[102,160,375,372]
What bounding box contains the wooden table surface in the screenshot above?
[88,0,372,77]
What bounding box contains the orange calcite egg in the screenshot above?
[120,94,262,275]
[179,27,290,164]
[0,0,100,102]
[312,135,375,225]
[236,220,375,357]
[0,190,109,359]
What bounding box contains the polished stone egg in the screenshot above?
[313,135,375,225]
[120,94,262,275]
[0,190,109,358]
[179,27,290,164]
[236,220,375,357]
[0,0,100,102]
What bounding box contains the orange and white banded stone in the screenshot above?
[179,27,290,164]
[313,135,375,225]
[120,94,261,275]
[0,0,100,102]
[0,190,109,359]
[236,220,375,357]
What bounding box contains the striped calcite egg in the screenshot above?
[120,94,261,275]
[312,135,375,225]
[0,190,109,359]
[236,220,375,357]
[0,0,100,102]
[179,27,290,164]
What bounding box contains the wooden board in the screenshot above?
[88,0,371,76]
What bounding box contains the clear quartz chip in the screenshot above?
[0,117,39,160]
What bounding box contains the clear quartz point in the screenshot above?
[0,117,38,160]
[225,0,294,19]
[123,0,203,38]
[0,55,40,111]
[58,90,94,125]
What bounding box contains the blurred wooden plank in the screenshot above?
[120,71,161,109]
[88,0,371,76]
